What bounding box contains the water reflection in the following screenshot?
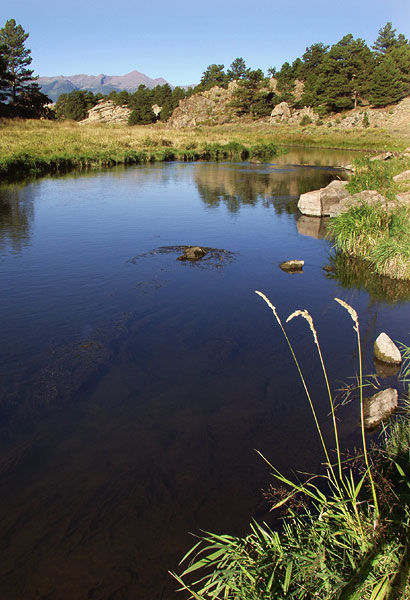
[327,253,410,305]
[0,183,34,254]
[194,162,346,214]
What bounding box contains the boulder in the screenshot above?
[363,388,398,430]
[396,192,410,205]
[270,101,291,121]
[298,180,350,217]
[80,99,132,124]
[393,170,410,182]
[374,332,402,365]
[370,151,393,162]
[177,246,208,261]
[328,190,389,217]
[279,259,304,272]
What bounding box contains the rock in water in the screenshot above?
[279,259,304,272]
[363,388,398,430]
[177,246,208,261]
[374,332,402,365]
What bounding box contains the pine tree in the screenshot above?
[372,22,407,56]
[0,45,10,104]
[369,55,404,107]
[0,19,35,104]
[227,58,247,81]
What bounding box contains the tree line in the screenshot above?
[1,19,409,123]
[0,19,51,118]
[198,22,410,117]
[55,84,188,123]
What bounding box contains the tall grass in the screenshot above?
[1,118,409,179]
[172,294,410,599]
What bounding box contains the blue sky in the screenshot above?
[2,0,410,86]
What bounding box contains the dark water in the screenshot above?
[0,152,409,599]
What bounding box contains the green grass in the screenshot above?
[1,118,410,179]
[172,295,410,599]
[327,155,410,280]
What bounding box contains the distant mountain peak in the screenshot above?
[37,70,172,102]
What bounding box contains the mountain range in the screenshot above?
[37,70,171,102]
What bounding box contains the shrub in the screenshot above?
[300,114,313,126]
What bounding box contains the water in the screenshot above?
[0,152,409,599]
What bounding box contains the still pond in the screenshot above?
[0,149,409,599]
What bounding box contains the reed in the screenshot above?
[171,295,410,599]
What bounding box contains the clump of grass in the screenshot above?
[327,202,410,280]
[172,295,410,599]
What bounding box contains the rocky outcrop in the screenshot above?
[374,332,402,365]
[168,83,238,128]
[80,99,131,124]
[363,388,398,430]
[270,101,291,122]
[298,178,410,218]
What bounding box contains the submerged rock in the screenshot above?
[279,259,304,272]
[374,332,402,365]
[363,388,398,430]
[177,246,208,261]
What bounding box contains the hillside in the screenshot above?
[38,70,170,102]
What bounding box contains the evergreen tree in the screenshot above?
[227,57,247,81]
[0,19,35,104]
[0,45,10,104]
[372,22,407,56]
[230,68,266,117]
[128,85,156,125]
[300,42,329,80]
[315,35,373,112]
[276,62,295,103]
[198,64,227,90]
[369,55,404,106]
[388,44,410,96]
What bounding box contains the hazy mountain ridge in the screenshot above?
[38,70,170,102]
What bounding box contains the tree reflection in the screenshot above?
[0,184,34,254]
[194,163,340,215]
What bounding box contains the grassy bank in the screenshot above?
[1,119,410,179]
[173,296,410,599]
[328,155,410,280]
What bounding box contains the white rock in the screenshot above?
[374,332,402,364]
[393,170,410,182]
[364,388,398,430]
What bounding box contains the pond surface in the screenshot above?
[0,150,409,600]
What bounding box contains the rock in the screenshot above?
[270,101,291,122]
[396,192,410,205]
[374,332,402,364]
[393,170,410,182]
[370,151,393,162]
[328,190,389,217]
[80,99,132,124]
[279,259,304,272]
[363,388,398,430]
[152,104,162,117]
[177,246,208,261]
[168,86,237,128]
[298,180,350,217]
